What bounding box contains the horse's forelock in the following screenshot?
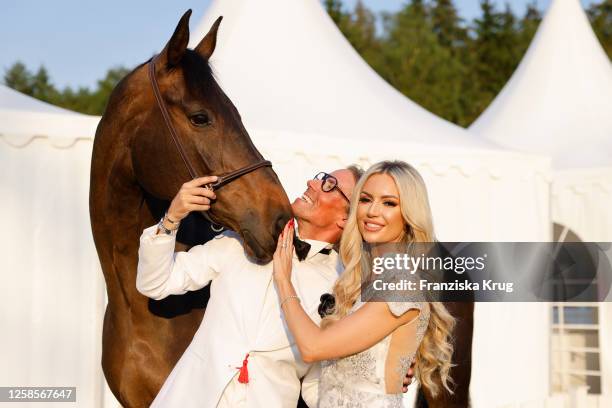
[180,50,219,100]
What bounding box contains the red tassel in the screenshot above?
[237,353,250,384]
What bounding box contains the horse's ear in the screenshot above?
[195,16,223,60]
[160,9,192,67]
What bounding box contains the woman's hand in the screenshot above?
[167,176,218,222]
[273,220,295,283]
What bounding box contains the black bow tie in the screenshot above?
[293,236,333,261]
[294,239,311,261]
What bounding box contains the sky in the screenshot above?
[0,0,598,90]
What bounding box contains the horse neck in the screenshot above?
[90,127,155,311]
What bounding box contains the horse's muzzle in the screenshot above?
[240,213,289,264]
[241,229,274,264]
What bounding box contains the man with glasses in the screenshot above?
[315,172,352,202]
[289,169,356,247]
[136,166,413,407]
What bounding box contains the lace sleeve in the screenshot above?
[379,258,426,317]
[386,301,423,317]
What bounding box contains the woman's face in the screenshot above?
[357,173,405,243]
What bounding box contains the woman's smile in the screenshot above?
[362,219,385,232]
[357,173,405,243]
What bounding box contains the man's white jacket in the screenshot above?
[136,225,340,407]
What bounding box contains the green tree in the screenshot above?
[431,0,468,50]
[588,0,612,59]
[470,0,523,117]
[379,0,465,124]
[346,1,379,55]
[324,1,379,58]
[499,4,521,73]
[3,61,33,94]
[429,0,479,126]
[344,1,383,68]
[30,66,60,104]
[3,61,129,115]
[323,1,383,80]
[517,1,541,58]
[324,0,346,26]
[88,66,131,114]
[472,0,500,100]
[58,86,94,114]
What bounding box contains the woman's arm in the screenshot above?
[273,222,419,363]
[276,278,418,362]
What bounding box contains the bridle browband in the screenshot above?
[147,55,272,228]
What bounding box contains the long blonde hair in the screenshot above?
[322,160,455,397]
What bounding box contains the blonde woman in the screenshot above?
[273,160,455,407]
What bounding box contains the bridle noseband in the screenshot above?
[147,55,272,228]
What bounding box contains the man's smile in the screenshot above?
[299,191,314,205]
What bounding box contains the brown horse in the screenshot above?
[89,10,292,407]
[414,243,473,407]
[416,301,473,408]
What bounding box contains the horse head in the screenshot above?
[111,10,292,263]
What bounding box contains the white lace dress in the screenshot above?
[318,300,430,408]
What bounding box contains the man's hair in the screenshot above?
[346,164,364,184]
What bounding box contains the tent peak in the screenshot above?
[190,0,497,151]
[469,0,612,169]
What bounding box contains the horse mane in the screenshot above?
[180,50,216,96]
[106,50,220,118]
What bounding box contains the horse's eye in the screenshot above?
[189,113,210,127]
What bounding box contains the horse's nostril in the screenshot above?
[242,230,272,264]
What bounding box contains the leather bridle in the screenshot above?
[147,55,272,228]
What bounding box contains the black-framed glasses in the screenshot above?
[314,172,350,203]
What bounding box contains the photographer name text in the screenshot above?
[372,278,514,293]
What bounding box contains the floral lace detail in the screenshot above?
[318,380,403,408]
[318,300,430,407]
[321,347,379,384]
[416,305,429,344]
[395,354,414,379]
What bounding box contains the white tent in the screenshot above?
[469,0,612,241]
[470,0,612,402]
[190,0,551,240]
[0,84,106,407]
[192,1,551,407]
[0,84,99,143]
[469,0,612,171]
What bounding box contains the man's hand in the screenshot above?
[402,363,415,393]
[167,176,218,221]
